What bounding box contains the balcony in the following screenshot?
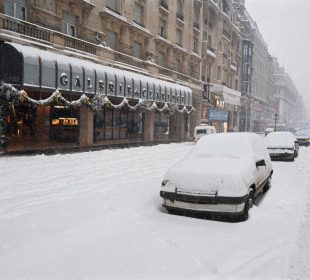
[64,36,96,55]
[1,13,53,42]
[0,13,97,54]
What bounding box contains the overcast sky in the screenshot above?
[245,0,310,108]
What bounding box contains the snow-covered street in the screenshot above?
[1,143,310,280]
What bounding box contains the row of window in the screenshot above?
[107,0,188,27]
[4,0,77,37]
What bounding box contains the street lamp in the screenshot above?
[273,112,279,131]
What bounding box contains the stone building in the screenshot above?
[238,3,276,133]
[0,0,201,152]
[201,0,242,133]
[272,57,304,130]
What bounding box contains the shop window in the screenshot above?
[50,106,79,142]
[127,111,142,136]
[134,2,144,26]
[5,0,26,20]
[94,111,105,141]
[154,113,169,134]
[105,109,113,140]
[94,108,142,142]
[119,111,128,139]
[133,41,142,59]
[62,12,77,37]
[6,104,36,142]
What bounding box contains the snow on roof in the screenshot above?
[265,131,296,148]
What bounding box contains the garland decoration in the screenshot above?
[0,83,195,149]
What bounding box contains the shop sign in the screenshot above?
[208,109,228,121]
[2,42,193,107]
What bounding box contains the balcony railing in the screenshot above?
[1,13,97,55]
[64,37,96,55]
[2,14,53,42]
[0,13,197,85]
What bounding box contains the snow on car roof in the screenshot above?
[193,132,260,157]
[265,131,296,148]
[165,133,271,196]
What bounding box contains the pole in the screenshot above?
[274,113,278,131]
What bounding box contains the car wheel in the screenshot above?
[240,189,254,221]
[263,178,271,193]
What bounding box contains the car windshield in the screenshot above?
[196,129,207,134]
[295,130,310,137]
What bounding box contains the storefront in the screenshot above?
[210,85,241,132]
[0,42,193,152]
[208,108,228,133]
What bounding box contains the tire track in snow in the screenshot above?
[287,147,310,280]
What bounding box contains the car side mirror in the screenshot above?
[256,159,266,167]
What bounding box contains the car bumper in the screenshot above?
[160,191,247,215]
[297,140,310,146]
[269,152,294,160]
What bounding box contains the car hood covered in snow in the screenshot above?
[164,154,255,197]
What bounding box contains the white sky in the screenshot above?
[245,0,310,108]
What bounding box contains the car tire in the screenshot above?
[240,189,254,221]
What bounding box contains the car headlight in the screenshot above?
[161,179,169,187]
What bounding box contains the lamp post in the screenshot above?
[273,112,279,131]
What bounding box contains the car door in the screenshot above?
[251,137,272,190]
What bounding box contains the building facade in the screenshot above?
[0,0,307,153]
[201,0,242,133]
[0,0,201,152]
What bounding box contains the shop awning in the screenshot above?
[210,84,241,106]
[1,42,192,107]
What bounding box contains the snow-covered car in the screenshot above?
[265,131,298,161]
[160,133,273,221]
[295,129,310,147]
